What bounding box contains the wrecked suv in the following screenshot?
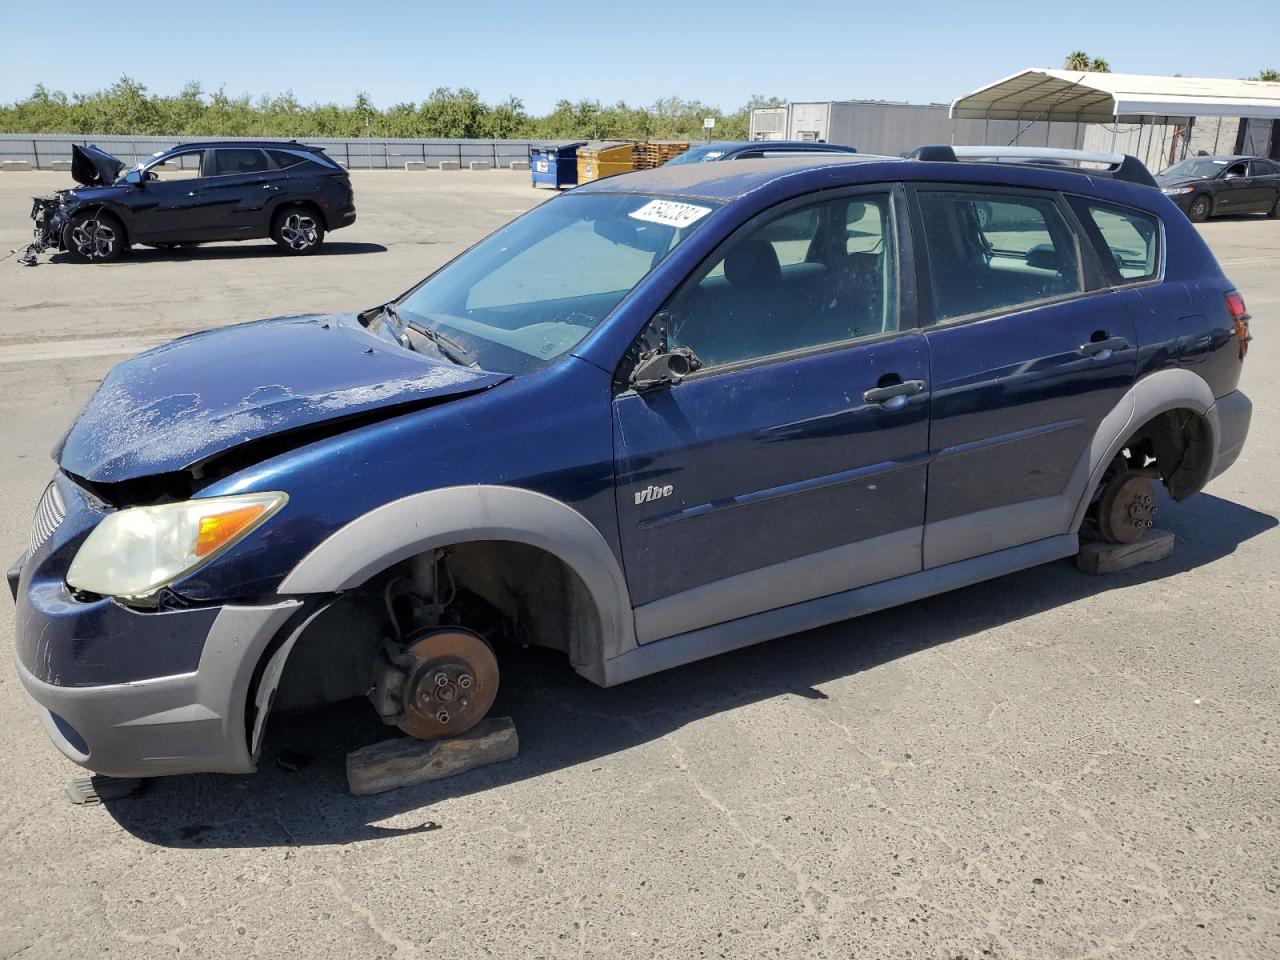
[25,141,355,263]
[9,146,1253,779]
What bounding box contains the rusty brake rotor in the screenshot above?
[396,628,499,740]
[1097,470,1157,544]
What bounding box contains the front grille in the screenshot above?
[29,482,66,555]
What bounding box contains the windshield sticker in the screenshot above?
[628,199,712,229]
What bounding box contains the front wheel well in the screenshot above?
[264,540,604,718]
[63,205,130,247]
[1118,407,1214,501]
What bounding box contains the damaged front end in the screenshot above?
[19,144,125,265]
[20,195,67,265]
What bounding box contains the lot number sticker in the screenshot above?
[629,199,712,229]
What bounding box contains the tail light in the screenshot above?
[1226,290,1251,360]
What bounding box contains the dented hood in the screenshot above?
[71,143,125,187]
[58,314,509,484]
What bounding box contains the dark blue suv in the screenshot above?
[8,146,1253,778]
[26,141,355,263]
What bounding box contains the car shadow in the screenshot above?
[103,490,1276,848]
[47,242,387,265]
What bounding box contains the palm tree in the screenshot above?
[1064,51,1091,71]
[1256,69,1280,82]
[1089,58,1111,73]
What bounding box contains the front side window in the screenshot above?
[917,190,1082,323]
[394,193,717,372]
[1072,199,1160,283]
[139,150,203,181]
[664,193,898,369]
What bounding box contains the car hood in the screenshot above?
[1155,175,1205,188]
[71,144,125,187]
[58,313,510,484]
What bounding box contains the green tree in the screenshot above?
[1064,51,1091,70]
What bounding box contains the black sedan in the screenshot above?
[25,141,356,263]
[1156,155,1280,222]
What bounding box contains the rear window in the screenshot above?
[1069,198,1160,284]
[267,149,310,170]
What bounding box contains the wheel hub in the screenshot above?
[1097,471,1157,544]
[395,629,498,740]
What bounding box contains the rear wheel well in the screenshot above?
[267,540,603,716]
[1117,407,1213,501]
[272,199,326,230]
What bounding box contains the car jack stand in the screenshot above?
[67,775,144,806]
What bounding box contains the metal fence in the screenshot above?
[0,134,563,170]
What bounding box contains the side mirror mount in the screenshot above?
[631,346,702,392]
[122,168,145,187]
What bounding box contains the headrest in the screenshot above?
[724,238,782,289]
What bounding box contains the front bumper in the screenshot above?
[14,598,300,778]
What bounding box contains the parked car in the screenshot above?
[1156,154,1280,222]
[664,140,857,164]
[9,146,1253,780]
[25,141,356,263]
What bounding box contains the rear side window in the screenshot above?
[917,190,1083,323]
[267,149,309,170]
[1071,199,1160,284]
[209,149,270,176]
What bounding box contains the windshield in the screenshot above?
[665,145,728,165]
[393,193,719,373]
[1161,158,1230,179]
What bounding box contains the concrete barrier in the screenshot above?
[508,160,531,171]
[403,160,429,171]
[50,159,73,171]
[468,161,493,171]
[1,160,32,172]
[438,160,461,170]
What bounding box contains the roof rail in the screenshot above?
[906,144,1158,188]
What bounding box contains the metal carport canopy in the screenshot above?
[951,69,1280,123]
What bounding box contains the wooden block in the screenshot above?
[1076,529,1174,575]
[347,717,518,796]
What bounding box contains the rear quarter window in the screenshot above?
[1069,198,1161,284]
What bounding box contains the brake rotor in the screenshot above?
[396,628,499,740]
[1097,470,1157,544]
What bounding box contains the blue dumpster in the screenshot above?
[530,141,586,189]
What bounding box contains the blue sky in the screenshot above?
[3,0,1278,114]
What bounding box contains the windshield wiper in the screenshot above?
[407,320,475,367]
[380,302,415,351]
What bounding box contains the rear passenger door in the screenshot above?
[613,188,931,643]
[200,148,278,239]
[910,185,1137,568]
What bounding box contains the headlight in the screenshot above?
[66,492,287,602]
[1161,186,1194,195]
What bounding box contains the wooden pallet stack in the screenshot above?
[633,141,691,169]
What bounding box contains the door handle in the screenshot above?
[863,378,927,410]
[261,183,279,191]
[1078,335,1129,360]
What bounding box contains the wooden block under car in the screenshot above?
[346,717,518,796]
[1076,529,1175,575]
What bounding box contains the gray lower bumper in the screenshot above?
[16,600,301,778]
[1208,389,1251,480]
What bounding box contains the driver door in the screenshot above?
[612,188,931,644]
[129,149,212,242]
